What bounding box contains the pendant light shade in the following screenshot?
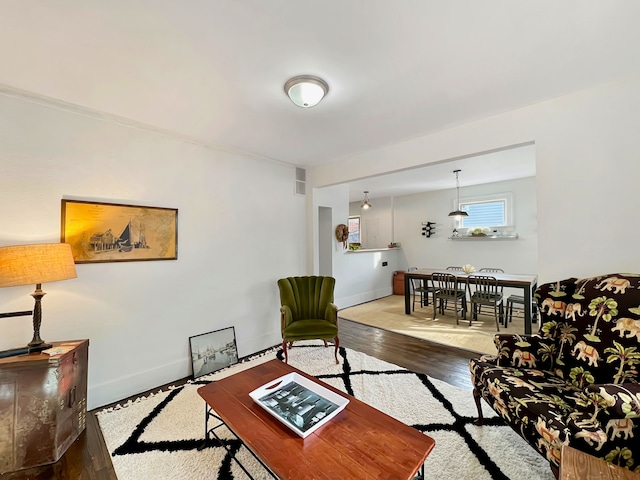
[361,191,372,209]
[284,75,329,108]
[448,170,469,217]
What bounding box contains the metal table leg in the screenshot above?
[200,404,277,479]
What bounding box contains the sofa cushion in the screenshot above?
[470,357,581,464]
[283,319,338,340]
[539,274,640,385]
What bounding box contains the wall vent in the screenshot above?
[295,167,306,196]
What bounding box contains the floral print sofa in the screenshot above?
[469,273,640,475]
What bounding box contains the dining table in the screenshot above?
[403,268,539,334]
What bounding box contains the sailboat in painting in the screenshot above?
[117,221,134,252]
[117,220,150,252]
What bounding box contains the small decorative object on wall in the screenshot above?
[421,222,435,238]
[335,223,349,249]
[189,327,238,379]
[61,199,178,264]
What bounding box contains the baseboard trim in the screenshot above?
[338,287,393,309]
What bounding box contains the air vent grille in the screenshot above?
[295,167,306,196]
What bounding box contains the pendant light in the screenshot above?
[448,170,468,217]
[361,191,372,210]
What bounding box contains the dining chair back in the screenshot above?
[432,272,467,325]
[445,266,467,297]
[407,267,435,310]
[477,268,505,315]
[467,274,504,330]
[478,268,504,274]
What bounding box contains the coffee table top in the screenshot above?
[198,359,435,480]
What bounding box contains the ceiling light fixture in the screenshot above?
[361,191,372,210]
[284,75,329,108]
[448,169,469,217]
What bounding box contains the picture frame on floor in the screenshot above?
[189,327,239,379]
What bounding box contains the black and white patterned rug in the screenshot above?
[97,342,554,479]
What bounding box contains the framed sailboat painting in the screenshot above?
[61,199,178,263]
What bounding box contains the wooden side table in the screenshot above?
[560,445,640,479]
[0,339,89,474]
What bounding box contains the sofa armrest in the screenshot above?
[325,303,338,325]
[280,305,293,331]
[493,334,557,370]
[582,383,640,419]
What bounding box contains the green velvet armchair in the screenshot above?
[277,276,340,364]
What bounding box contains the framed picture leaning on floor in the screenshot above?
[189,327,238,379]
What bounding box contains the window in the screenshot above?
[457,193,512,229]
[348,216,360,243]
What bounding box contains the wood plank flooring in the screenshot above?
[1,318,480,480]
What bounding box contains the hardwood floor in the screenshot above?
[1,318,480,480]
[338,317,479,390]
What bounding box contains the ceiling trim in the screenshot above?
[0,83,294,168]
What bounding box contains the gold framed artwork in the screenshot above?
[61,199,178,264]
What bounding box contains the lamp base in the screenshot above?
[0,343,53,359]
[28,342,52,353]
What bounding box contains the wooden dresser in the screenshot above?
[0,339,89,474]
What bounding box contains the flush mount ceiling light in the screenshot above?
[361,191,372,210]
[448,169,469,217]
[284,75,329,108]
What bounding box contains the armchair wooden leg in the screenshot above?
[334,336,340,364]
[323,339,328,347]
[473,387,484,425]
[282,339,289,364]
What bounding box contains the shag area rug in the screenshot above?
[97,342,554,480]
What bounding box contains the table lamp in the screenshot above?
[0,243,77,356]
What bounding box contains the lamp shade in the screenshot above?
[448,169,469,218]
[448,209,469,217]
[361,190,372,209]
[0,243,77,287]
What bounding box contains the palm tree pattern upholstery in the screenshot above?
[470,273,640,473]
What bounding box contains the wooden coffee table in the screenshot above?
[197,359,435,479]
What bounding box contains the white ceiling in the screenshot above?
[0,1,638,173]
[345,143,536,203]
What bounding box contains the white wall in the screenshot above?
[394,177,538,274]
[309,77,640,284]
[0,92,306,409]
[314,185,399,307]
[349,197,393,249]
